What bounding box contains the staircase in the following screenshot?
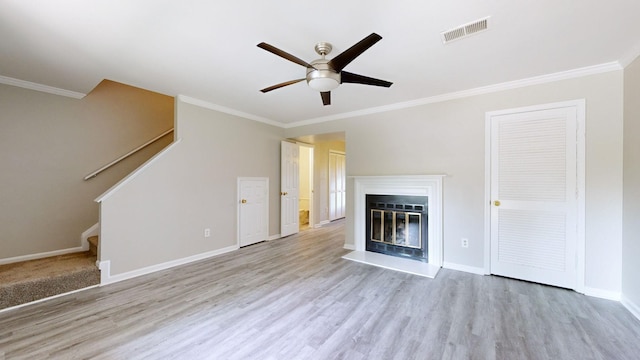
[88,235,99,256]
[0,237,100,310]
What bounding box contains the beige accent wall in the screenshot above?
[99,98,283,276]
[0,80,173,260]
[623,57,640,310]
[285,71,624,294]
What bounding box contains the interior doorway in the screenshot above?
[288,132,346,228]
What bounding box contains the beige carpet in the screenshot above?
[0,252,100,310]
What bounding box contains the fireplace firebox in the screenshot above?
[366,194,428,262]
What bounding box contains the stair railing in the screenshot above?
[83,128,174,180]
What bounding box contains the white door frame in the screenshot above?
[483,99,586,293]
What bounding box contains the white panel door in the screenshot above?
[281,141,299,237]
[238,178,268,247]
[490,103,582,289]
[329,151,346,220]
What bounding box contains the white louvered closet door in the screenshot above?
[490,105,578,289]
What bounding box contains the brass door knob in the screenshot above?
[241,199,247,204]
[494,200,501,206]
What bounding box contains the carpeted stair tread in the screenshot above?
[0,252,100,309]
[88,236,98,247]
[88,235,99,256]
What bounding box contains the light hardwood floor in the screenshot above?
[1,220,639,359]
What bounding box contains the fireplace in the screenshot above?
[366,194,428,262]
[344,175,444,278]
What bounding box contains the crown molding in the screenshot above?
[5,60,620,128]
[619,43,640,68]
[287,61,623,128]
[0,75,86,99]
[177,95,284,128]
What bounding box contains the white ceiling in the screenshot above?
[2,1,639,126]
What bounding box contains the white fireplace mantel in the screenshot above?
[345,175,444,277]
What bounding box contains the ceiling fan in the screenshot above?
[257,33,393,106]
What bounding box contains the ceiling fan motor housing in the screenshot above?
[306,59,341,92]
[314,42,333,56]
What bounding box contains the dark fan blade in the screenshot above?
[320,91,331,106]
[328,33,382,72]
[260,78,305,93]
[341,71,392,87]
[257,42,315,69]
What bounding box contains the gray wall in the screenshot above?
[623,57,640,313]
[0,80,174,260]
[285,70,624,295]
[99,98,283,276]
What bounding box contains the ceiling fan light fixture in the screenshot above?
[306,62,341,92]
[307,76,340,92]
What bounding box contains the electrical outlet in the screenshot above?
[204,228,211,238]
[461,238,469,248]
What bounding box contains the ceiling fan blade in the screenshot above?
[257,42,315,69]
[341,71,393,87]
[328,33,382,72]
[260,78,305,93]
[321,91,331,106]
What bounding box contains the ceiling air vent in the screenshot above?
[441,17,489,44]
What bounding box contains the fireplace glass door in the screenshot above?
[370,210,422,248]
[366,194,428,262]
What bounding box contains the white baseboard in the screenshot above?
[80,222,100,251]
[97,260,111,284]
[621,295,640,321]
[318,220,331,227]
[267,234,281,241]
[584,287,622,301]
[343,243,356,251]
[98,245,239,285]
[0,246,85,266]
[442,261,486,275]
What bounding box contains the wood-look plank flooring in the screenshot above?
[1,220,639,359]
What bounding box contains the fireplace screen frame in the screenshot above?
[366,194,429,262]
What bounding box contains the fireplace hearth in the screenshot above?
[366,194,428,262]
